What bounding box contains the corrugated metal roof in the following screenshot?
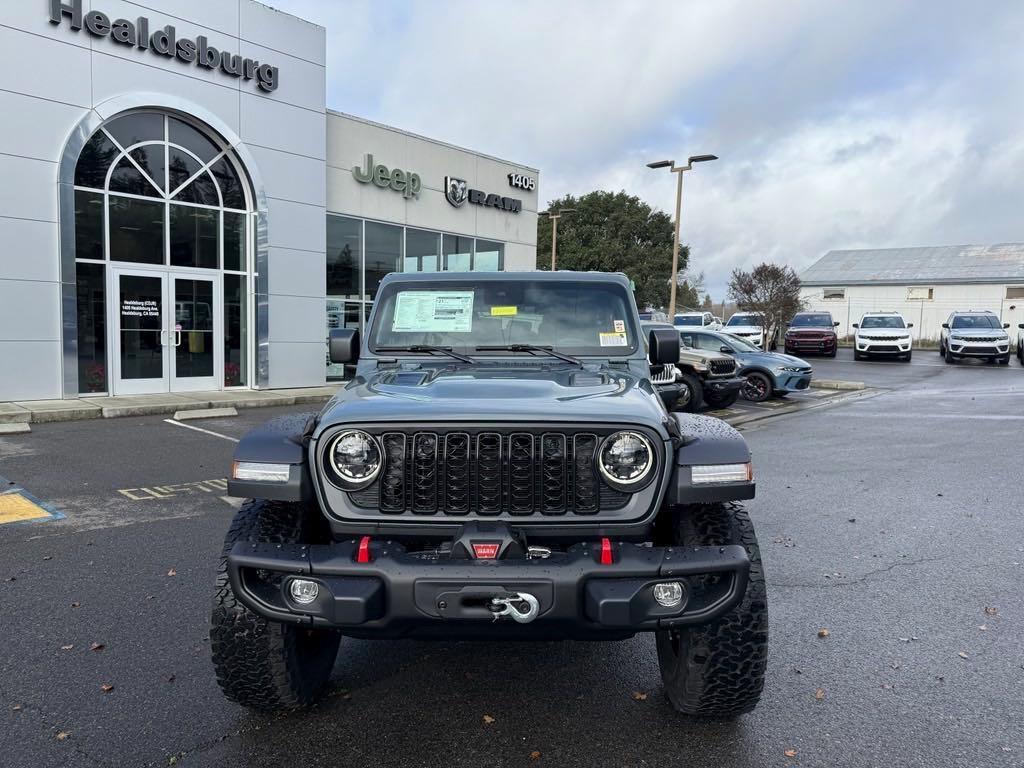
[800,244,1024,286]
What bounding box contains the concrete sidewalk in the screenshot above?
[0,386,339,425]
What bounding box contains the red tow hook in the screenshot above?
[599,537,614,565]
[355,535,372,564]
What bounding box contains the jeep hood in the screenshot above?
[317,365,668,427]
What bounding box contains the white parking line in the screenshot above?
[823,412,1024,420]
[163,418,240,443]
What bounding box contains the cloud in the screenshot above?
[272,0,1024,297]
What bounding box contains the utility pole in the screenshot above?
[538,208,575,271]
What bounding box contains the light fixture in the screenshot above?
[288,579,319,605]
[653,582,685,608]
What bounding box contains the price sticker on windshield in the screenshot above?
[392,291,474,332]
[599,332,628,347]
[613,320,625,333]
[491,306,518,316]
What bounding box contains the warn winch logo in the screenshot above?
[471,542,501,559]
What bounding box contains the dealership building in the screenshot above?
[0,0,539,402]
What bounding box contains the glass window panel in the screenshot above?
[406,228,441,273]
[326,215,361,298]
[170,204,219,269]
[168,147,203,195]
[118,274,163,379]
[223,212,246,272]
[224,275,247,386]
[364,221,402,299]
[210,157,245,209]
[129,145,165,192]
[109,196,165,264]
[75,131,119,189]
[109,156,161,198]
[473,239,503,271]
[174,278,215,378]
[105,112,164,150]
[76,263,107,393]
[168,117,219,164]
[443,234,473,272]
[74,190,104,260]
[174,171,219,206]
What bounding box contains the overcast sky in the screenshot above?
[273,0,1024,297]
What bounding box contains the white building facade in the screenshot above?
[800,245,1024,343]
[0,0,538,402]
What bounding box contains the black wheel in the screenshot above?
[674,371,704,413]
[827,348,837,358]
[999,355,1010,366]
[704,390,739,409]
[944,346,956,364]
[938,341,944,355]
[211,499,341,711]
[903,350,912,362]
[741,372,772,403]
[655,502,768,718]
[853,349,865,361]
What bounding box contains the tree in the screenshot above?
[676,269,704,312]
[727,263,804,335]
[537,191,688,310]
[701,294,713,310]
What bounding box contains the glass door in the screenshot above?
[170,274,221,392]
[111,269,169,395]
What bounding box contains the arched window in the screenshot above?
[72,111,254,394]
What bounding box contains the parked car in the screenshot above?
[852,312,914,361]
[644,322,746,411]
[939,310,1010,365]
[724,312,777,350]
[674,311,722,331]
[784,312,839,357]
[638,310,668,322]
[213,271,767,719]
[1018,323,1024,364]
[681,330,813,402]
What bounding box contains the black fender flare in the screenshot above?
[667,413,755,504]
[227,412,317,502]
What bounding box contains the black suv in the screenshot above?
[212,271,767,718]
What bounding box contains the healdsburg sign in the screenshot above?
[48,0,280,92]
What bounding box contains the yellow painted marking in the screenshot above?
[0,493,52,524]
[117,478,229,501]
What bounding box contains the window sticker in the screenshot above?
[613,320,625,333]
[392,291,475,332]
[599,332,628,347]
[491,306,518,316]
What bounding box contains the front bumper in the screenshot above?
[227,538,750,639]
[703,375,745,395]
[785,336,837,354]
[856,337,912,355]
[947,339,1009,357]
[773,372,812,393]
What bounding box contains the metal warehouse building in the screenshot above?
[0,0,538,403]
[799,244,1024,343]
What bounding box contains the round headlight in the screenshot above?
[327,430,382,487]
[599,431,654,486]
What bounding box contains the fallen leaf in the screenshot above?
[89,642,105,652]
[984,606,998,616]
[166,568,177,577]
[847,518,856,523]
[784,749,798,757]
[814,688,825,700]
[482,714,496,725]
[880,683,893,690]
[166,674,176,683]
[978,624,988,631]
[12,705,22,712]
[891,662,901,670]
[530,751,542,761]
[70,602,81,608]
[56,731,71,741]
[100,683,114,693]
[936,493,943,497]
[817,628,830,638]
[43,555,52,561]
[957,651,969,659]
[631,691,648,701]
[60,644,73,651]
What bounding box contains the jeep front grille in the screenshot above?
[345,428,634,517]
[709,359,736,376]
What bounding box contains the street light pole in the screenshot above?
[538,208,575,271]
[647,155,717,319]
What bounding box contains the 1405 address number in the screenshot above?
[508,173,536,191]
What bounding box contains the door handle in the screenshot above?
[160,329,168,347]
[175,330,182,347]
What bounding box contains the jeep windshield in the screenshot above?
[674,314,702,326]
[726,314,761,327]
[790,314,832,327]
[861,316,906,329]
[368,279,639,357]
[951,315,1001,329]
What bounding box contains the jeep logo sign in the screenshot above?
[353,154,422,199]
[49,0,280,92]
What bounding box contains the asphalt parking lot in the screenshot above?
[1,355,1022,768]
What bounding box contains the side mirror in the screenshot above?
[907,323,914,328]
[1018,323,1024,329]
[648,327,680,365]
[941,323,949,329]
[720,345,733,354]
[851,323,859,328]
[833,321,840,327]
[1003,323,1010,329]
[328,328,359,364]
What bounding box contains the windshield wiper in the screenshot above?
[475,344,582,366]
[376,345,476,363]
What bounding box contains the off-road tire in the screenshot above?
[210,498,341,711]
[703,390,739,409]
[655,502,768,718]
[674,371,704,413]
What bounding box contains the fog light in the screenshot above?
[289,579,319,605]
[653,581,685,608]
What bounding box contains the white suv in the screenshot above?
[852,312,914,361]
[674,311,721,331]
[724,312,776,349]
[939,310,1010,365]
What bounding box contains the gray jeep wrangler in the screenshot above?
[211,271,767,718]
